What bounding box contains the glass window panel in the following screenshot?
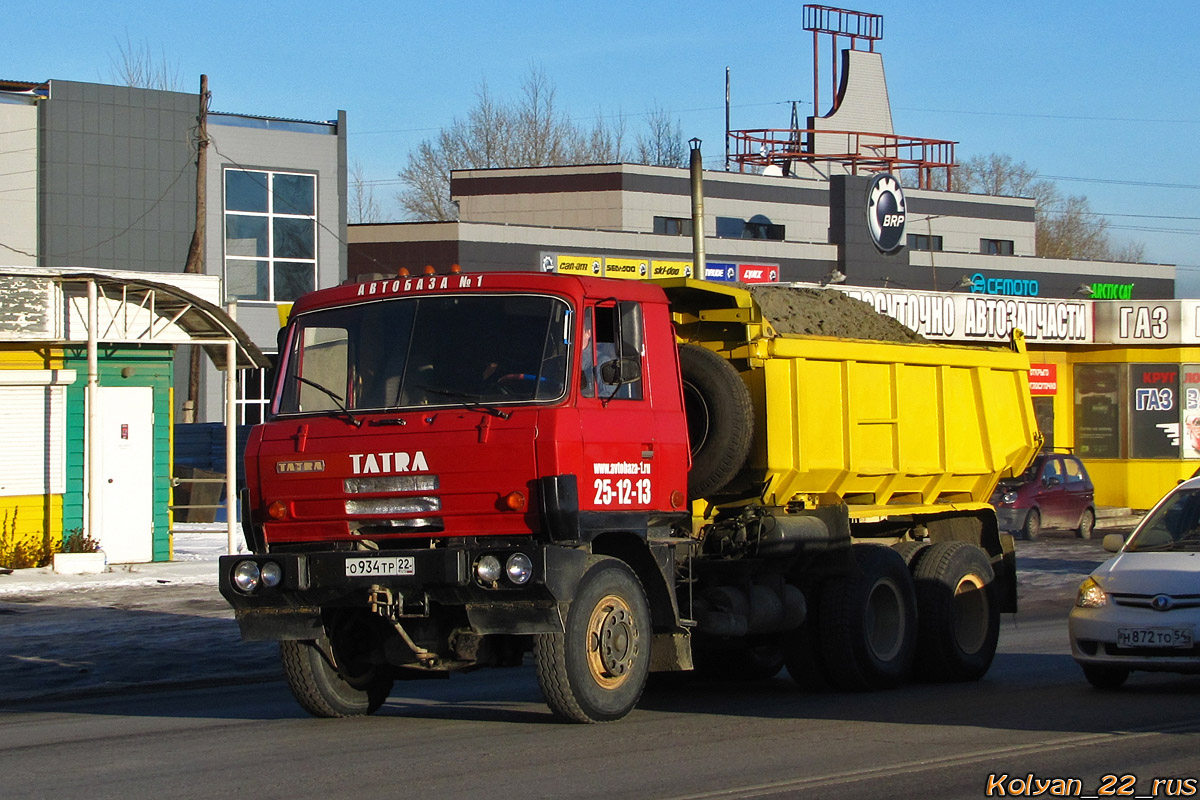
[273,173,315,216]
[225,170,268,212]
[226,260,269,300]
[274,218,315,259]
[226,215,268,257]
[274,261,316,301]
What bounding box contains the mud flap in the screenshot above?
[235,607,323,640]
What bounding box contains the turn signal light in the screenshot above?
[267,501,288,520]
[504,491,527,511]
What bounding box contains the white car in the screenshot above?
[1068,477,1200,689]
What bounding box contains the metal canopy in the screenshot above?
[52,271,269,370]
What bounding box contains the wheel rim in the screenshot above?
[865,578,905,662]
[586,593,638,689]
[951,573,989,655]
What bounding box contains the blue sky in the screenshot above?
[6,0,1198,291]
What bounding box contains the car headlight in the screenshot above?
[232,560,261,593]
[1076,576,1108,608]
[260,561,283,588]
[1000,491,1018,504]
[506,552,533,585]
[476,554,502,584]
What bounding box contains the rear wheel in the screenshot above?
[1076,508,1096,539]
[535,557,651,723]
[1082,664,1129,690]
[911,541,1000,682]
[818,544,917,691]
[1021,509,1041,540]
[280,612,394,718]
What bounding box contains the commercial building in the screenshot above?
[348,6,1179,508]
[0,78,347,427]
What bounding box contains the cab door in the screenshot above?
[577,302,660,513]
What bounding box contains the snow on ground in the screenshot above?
[0,529,1127,706]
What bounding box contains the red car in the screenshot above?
[991,452,1096,539]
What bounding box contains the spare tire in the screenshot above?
[678,344,754,499]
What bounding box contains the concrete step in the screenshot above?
[1094,506,1144,530]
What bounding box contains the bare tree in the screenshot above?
[634,104,688,168]
[108,33,182,91]
[396,68,689,220]
[349,160,383,224]
[952,153,1144,262]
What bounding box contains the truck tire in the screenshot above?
[280,612,394,718]
[911,541,999,682]
[819,544,917,691]
[534,557,651,723]
[678,344,754,499]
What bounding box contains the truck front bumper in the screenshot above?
[218,543,589,640]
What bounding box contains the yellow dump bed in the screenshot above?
[661,279,1041,519]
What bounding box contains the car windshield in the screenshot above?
[275,293,571,415]
[1124,487,1200,552]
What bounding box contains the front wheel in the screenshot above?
[535,557,651,723]
[1022,509,1041,540]
[1082,664,1129,689]
[280,612,395,718]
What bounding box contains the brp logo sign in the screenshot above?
[867,173,906,253]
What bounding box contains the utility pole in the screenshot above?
[184,74,209,422]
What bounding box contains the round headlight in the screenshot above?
[476,554,502,583]
[260,561,283,588]
[232,560,261,593]
[506,553,533,585]
[1000,491,1018,504]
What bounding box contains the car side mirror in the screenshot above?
[1102,533,1125,553]
[1044,476,1062,488]
[600,357,640,385]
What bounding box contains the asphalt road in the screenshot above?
[2,532,1197,799]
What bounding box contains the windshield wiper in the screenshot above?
[292,375,362,428]
[418,386,511,419]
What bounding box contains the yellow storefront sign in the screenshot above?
[557,256,603,277]
[650,260,694,279]
[603,257,648,280]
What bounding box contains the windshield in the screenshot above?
[276,293,571,415]
[1125,487,1200,552]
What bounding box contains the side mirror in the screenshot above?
[600,357,641,385]
[1045,476,1062,488]
[1103,533,1125,553]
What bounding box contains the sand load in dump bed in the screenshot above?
[748,285,925,343]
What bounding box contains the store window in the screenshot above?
[654,216,692,236]
[980,238,1014,256]
[225,169,317,302]
[716,215,785,240]
[907,233,943,251]
[1074,364,1122,458]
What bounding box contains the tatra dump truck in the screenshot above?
[218,271,1041,723]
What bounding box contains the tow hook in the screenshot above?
[369,586,437,665]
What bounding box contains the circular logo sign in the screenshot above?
[866,173,906,253]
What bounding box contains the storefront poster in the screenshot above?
[1074,364,1121,459]
[1182,365,1200,458]
[1130,363,1179,459]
